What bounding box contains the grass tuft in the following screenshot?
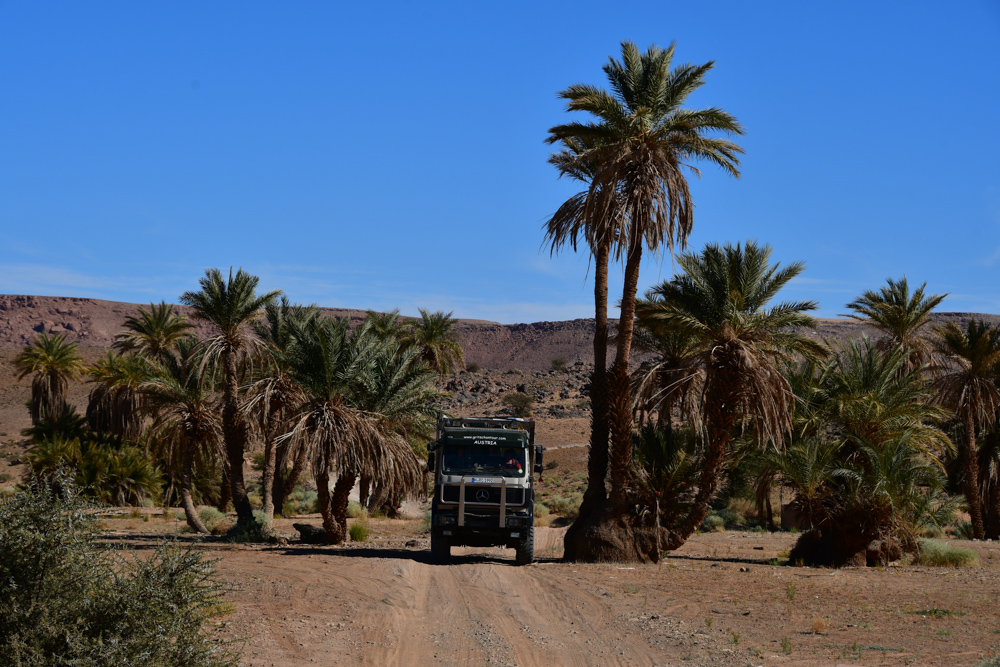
[349,522,368,542]
[914,539,979,567]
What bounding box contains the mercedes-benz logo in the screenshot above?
[475,489,491,502]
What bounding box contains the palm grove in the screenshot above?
[9,40,998,568]
[14,270,465,543]
[545,40,998,565]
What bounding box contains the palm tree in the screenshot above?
[86,352,153,440]
[180,268,281,529]
[144,339,223,533]
[932,320,1000,539]
[401,309,465,374]
[244,298,313,521]
[15,332,87,424]
[281,317,422,543]
[630,299,703,439]
[543,137,621,557]
[822,338,950,457]
[844,277,946,373]
[546,41,744,560]
[638,241,827,551]
[353,337,439,514]
[366,309,407,342]
[113,302,195,363]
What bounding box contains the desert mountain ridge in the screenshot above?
[1,294,999,371]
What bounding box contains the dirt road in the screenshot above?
[200,524,1000,667]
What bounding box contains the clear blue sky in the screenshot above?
[1,1,998,323]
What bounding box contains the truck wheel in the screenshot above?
[431,532,450,564]
[514,525,534,565]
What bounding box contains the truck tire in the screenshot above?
[431,532,450,564]
[514,525,534,565]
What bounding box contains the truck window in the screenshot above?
[441,445,526,478]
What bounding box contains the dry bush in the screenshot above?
[914,539,979,567]
[812,618,829,634]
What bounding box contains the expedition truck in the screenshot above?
[426,415,543,565]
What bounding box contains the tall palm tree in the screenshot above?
[180,268,281,529]
[144,339,223,533]
[15,332,87,424]
[543,137,621,557]
[281,317,422,543]
[244,298,313,521]
[932,320,1000,539]
[844,277,946,373]
[547,41,744,541]
[401,309,465,374]
[638,241,827,551]
[113,302,195,363]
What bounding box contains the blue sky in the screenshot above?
[1,1,998,323]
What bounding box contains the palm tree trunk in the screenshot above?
[359,473,371,508]
[261,432,278,522]
[271,438,290,514]
[222,350,254,527]
[988,476,1000,540]
[963,408,985,539]
[217,463,232,512]
[608,240,643,505]
[664,377,739,550]
[564,239,611,560]
[181,435,208,533]
[278,444,309,510]
[331,470,358,544]
[316,466,340,542]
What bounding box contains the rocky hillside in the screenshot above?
[0,294,998,371]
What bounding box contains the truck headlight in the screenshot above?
[436,515,457,526]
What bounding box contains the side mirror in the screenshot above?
[427,452,436,473]
[533,445,543,474]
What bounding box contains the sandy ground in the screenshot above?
[96,511,1000,667]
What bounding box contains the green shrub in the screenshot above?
[715,508,746,528]
[281,486,318,516]
[466,362,481,373]
[0,472,14,484]
[545,460,559,470]
[701,513,726,532]
[419,510,432,534]
[546,493,582,519]
[0,474,238,666]
[347,501,368,519]
[199,507,227,533]
[247,493,262,508]
[349,522,369,542]
[953,521,974,540]
[0,486,15,498]
[551,357,568,372]
[502,393,534,417]
[915,539,979,567]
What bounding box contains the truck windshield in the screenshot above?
[441,445,526,478]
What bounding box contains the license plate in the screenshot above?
[468,477,500,484]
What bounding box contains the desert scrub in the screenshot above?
[347,501,368,519]
[502,392,534,417]
[914,539,980,567]
[701,513,725,532]
[0,474,239,666]
[349,521,369,542]
[547,493,582,520]
[534,502,551,527]
[199,507,227,533]
[281,486,319,516]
